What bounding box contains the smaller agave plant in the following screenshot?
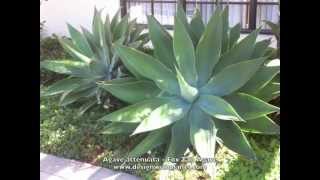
[97,4,280,178]
[40,8,149,115]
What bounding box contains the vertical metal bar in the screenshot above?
[249,0,257,30]
[151,0,154,15]
[120,0,127,17]
[178,0,186,12]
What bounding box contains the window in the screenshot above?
[124,0,279,33]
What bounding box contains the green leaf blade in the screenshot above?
[201,57,266,96]
[173,17,198,86]
[197,95,244,122]
[132,98,190,135]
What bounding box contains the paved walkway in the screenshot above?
[40,153,141,180]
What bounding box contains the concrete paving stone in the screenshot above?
[40,153,141,180]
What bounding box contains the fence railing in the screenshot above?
[122,0,279,34]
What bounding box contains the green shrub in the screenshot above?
[97,4,280,178]
[40,35,70,85]
[40,8,149,115]
[40,88,279,179]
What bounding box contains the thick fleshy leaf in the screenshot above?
[240,64,279,94]
[113,15,129,41]
[98,98,168,123]
[224,93,279,120]
[175,67,199,103]
[174,17,198,86]
[190,8,205,43]
[113,42,142,79]
[115,45,179,94]
[41,60,90,77]
[196,9,222,87]
[132,98,190,135]
[81,26,99,52]
[214,118,257,160]
[189,107,217,177]
[238,115,280,134]
[98,79,161,104]
[255,81,280,102]
[104,14,113,48]
[197,95,244,121]
[201,57,266,96]
[147,16,175,69]
[176,2,197,44]
[42,78,85,96]
[129,127,170,157]
[221,7,229,53]
[166,118,190,159]
[60,87,97,106]
[110,10,120,33]
[229,23,241,48]
[101,122,138,134]
[265,20,280,38]
[251,39,271,58]
[214,28,261,74]
[77,99,97,116]
[67,23,94,57]
[92,8,102,40]
[58,38,93,64]
[94,10,111,64]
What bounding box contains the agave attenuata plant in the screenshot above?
[40,8,149,115]
[98,4,279,178]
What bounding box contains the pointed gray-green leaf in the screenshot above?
[221,6,229,53]
[176,2,197,44]
[113,43,142,78]
[166,118,190,159]
[190,8,205,43]
[101,122,138,135]
[67,23,94,58]
[58,38,93,64]
[60,87,97,106]
[42,78,84,96]
[240,64,279,94]
[132,98,190,135]
[129,127,170,157]
[214,28,261,74]
[196,9,222,87]
[111,10,120,33]
[189,106,217,177]
[98,79,161,104]
[251,39,271,58]
[229,23,241,48]
[225,93,279,120]
[113,14,129,41]
[255,81,280,102]
[77,99,97,116]
[201,57,266,96]
[92,8,104,42]
[265,20,280,38]
[104,14,113,49]
[98,98,168,123]
[147,16,175,70]
[237,115,280,135]
[115,45,179,95]
[174,17,198,86]
[40,60,90,77]
[197,95,244,121]
[81,26,99,52]
[175,67,199,103]
[214,118,257,160]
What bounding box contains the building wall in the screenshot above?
[40,0,120,37]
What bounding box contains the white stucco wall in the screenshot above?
[40,0,120,37]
